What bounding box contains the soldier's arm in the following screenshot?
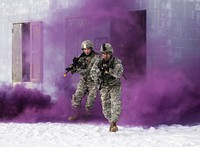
[76,55,99,75]
[90,60,101,82]
[76,68,88,75]
[109,60,124,79]
[75,57,88,75]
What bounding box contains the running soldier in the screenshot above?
[67,40,99,121]
[91,43,123,132]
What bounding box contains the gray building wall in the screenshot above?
[0,0,200,95]
[0,0,50,83]
[145,0,200,82]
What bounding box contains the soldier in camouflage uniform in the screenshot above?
[91,43,123,132]
[68,40,100,121]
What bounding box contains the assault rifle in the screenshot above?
[98,58,127,81]
[64,53,85,77]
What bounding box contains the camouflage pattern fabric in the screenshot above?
[71,51,100,111]
[72,77,98,111]
[100,85,122,123]
[91,56,123,123]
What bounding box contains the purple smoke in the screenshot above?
[0,84,51,122]
[2,0,200,126]
[120,70,200,126]
[42,0,200,126]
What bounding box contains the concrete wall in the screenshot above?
[145,0,200,82]
[1,0,200,94]
[0,0,50,83]
[0,0,110,96]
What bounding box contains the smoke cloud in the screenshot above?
[0,84,51,122]
[2,0,200,126]
[120,70,200,126]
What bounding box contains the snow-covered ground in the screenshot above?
[0,122,199,147]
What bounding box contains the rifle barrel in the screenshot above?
[63,70,70,77]
[122,74,127,80]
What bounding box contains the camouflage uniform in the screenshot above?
[91,56,123,123]
[72,50,99,112]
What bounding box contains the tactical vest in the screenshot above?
[98,56,121,88]
[78,51,99,81]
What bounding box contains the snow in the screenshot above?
[0,122,200,147]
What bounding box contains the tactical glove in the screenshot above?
[65,65,74,71]
[73,57,79,64]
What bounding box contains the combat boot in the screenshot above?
[109,122,118,132]
[68,115,78,121]
[82,109,92,119]
[68,107,80,121]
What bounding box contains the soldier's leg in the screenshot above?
[85,82,98,112]
[71,80,87,108]
[100,87,111,122]
[109,85,122,132]
[68,80,87,121]
[110,85,122,123]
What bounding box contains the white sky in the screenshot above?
[0,122,199,147]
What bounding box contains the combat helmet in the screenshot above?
[81,40,94,50]
[100,43,113,53]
